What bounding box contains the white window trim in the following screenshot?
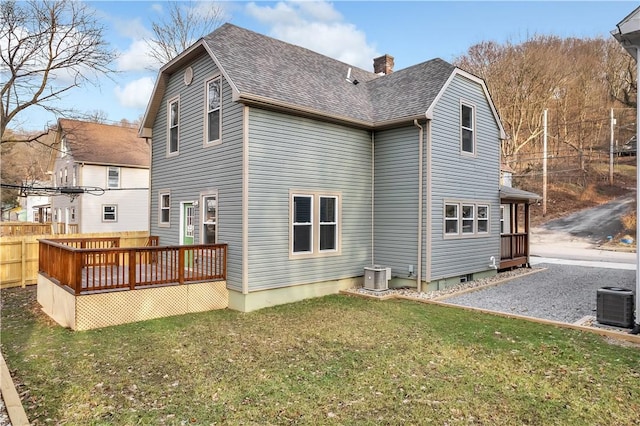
[444,203,459,235]
[319,195,338,253]
[204,75,222,147]
[167,96,180,157]
[159,190,171,227]
[107,166,120,189]
[200,190,218,244]
[461,203,475,234]
[289,190,342,259]
[102,204,117,222]
[477,204,489,234]
[444,201,491,239]
[460,101,476,156]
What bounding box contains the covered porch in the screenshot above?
[499,186,542,270]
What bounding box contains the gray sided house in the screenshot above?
[140,23,509,312]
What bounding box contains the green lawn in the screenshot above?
[1,287,639,425]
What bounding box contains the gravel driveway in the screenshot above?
[443,263,635,325]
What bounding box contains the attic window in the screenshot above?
[61,137,68,157]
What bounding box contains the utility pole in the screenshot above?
[543,109,547,216]
[610,108,615,185]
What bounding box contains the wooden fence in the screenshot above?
[0,231,152,289]
[0,222,78,236]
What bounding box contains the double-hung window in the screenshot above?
[291,192,340,257]
[206,77,221,145]
[461,103,475,154]
[202,193,217,244]
[293,195,313,253]
[159,191,171,227]
[107,166,120,189]
[445,202,490,237]
[168,98,179,155]
[103,205,117,222]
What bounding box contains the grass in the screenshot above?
[2,287,640,425]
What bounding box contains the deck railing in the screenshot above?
[39,237,227,295]
[500,233,528,261]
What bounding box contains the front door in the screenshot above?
[182,203,195,267]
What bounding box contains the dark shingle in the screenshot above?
[204,24,456,126]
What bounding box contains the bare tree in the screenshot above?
[0,0,117,143]
[146,0,225,65]
[604,38,637,108]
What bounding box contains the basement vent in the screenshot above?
[364,265,391,291]
[597,287,634,328]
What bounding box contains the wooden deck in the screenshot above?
[39,237,227,295]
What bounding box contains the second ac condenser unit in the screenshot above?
[596,287,634,328]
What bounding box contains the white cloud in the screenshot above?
[151,3,163,14]
[116,39,161,72]
[112,17,151,40]
[115,77,155,109]
[245,1,378,70]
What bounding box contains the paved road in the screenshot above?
[531,193,636,263]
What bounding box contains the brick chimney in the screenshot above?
[373,54,394,75]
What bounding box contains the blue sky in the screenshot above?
[10,0,638,132]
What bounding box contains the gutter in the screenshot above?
[414,119,424,292]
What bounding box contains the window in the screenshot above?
[461,103,475,154]
[462,204,474,234]
[293,195,313,253]
[70,208,76,221]
[64,168,68,185]
[444,202,490,237]
[103,205,117,222]
[107,167,120,189]
[206,77,221,145]
[168,98,179,154]
[478,205,489,233]
[72,165,77,186]
[319,196,337,251]
[291,192,341,257]
[159,191,171,226]
[445,204,459,234]
[202,194,217,244]
[59,170,63,186]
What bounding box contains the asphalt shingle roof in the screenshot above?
[203,24,456,126]
[59,119,149,168]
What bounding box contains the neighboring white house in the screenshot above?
[51,119,150,233]
[18,182,50,222]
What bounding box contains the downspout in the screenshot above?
[371,132,375,265]
[413,119,423,292]
[425,118,432,285]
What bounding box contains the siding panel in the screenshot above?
[247,109,372,291]
[429,74,501,280]
[149,54,244,291]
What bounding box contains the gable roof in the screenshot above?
[58,119,149,168]
[141,23,504,136]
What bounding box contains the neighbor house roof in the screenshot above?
[58,119,149,168]
[141,23,505,137]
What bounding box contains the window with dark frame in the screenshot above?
[103,205,117,222]
[107,166,120,189]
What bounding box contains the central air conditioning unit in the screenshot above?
[596,287,635,328]
[364,265,391,291]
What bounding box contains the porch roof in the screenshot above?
[499,185,541,203]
